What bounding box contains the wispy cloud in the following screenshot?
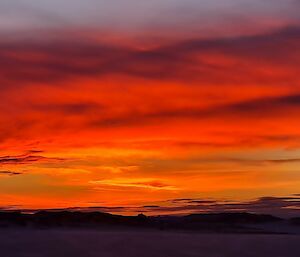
[0,152,65,165]
[90,179,178,191]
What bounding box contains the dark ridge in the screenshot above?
[289,217,300,225]
[0,211,292,234]
[184,212,283,224]
[151,213,284,233]
[0,211,151,229]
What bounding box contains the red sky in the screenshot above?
[0,0,300,215]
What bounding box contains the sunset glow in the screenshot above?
[0,0,300,215]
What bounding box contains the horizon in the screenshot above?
[1,195,299,218]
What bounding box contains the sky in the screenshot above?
[0,0,299,216]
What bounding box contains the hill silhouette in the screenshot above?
[1,211,297,234]
[184,212,282,223]
[290,217,300,226]
[0,211,150,228]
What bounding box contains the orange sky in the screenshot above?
[0,1,300,213]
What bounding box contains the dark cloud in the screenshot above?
[142,205,161,208]
[0,26,299,87]
[171,135,300,149]
[0,170,22,176]
[265,158,300,164]
[209,157,300,166]
[0,153,64,165]
[0,41,131,86]
[220,94,300,117]
[33,102,104,115]
[188,200,217,204]
[27,150,44,154]
[143,196,300,217]
[89,93,300,128]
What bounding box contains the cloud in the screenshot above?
[265,158,300,164]
[140,196,300,217]
[10,195,299,217]
[0,153,64,165]
[33,102,104,115]
[0,170,22,176]
[219,94,300,117]
[87,92,300,130]
[90,179,178,191]
[0,26,299,87]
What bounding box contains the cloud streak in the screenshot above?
[0,170,22,176]
[0,153,64,165]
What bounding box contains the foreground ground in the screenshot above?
[0,229,299,257]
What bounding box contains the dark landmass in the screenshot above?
[290,217,300,225]
[185,212,282,223]
[0,211,299,234]
[0,211,149,229]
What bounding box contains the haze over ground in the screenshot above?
[1,230,300,257]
